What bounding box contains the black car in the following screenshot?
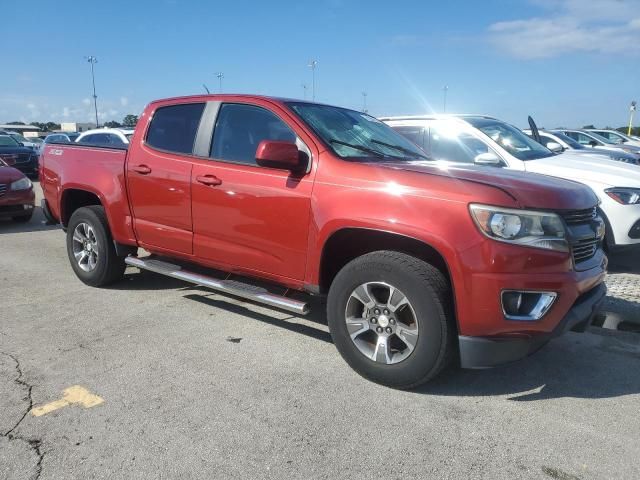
[0,135,39,177]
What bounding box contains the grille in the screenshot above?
[0,184,6,197]
[572,238,599,263]
[14,153,31,164]
[561,207,597,225]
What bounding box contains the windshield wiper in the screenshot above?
[371,139,430,159]
[329,139,388,158]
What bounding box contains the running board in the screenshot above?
[125,257,310,315]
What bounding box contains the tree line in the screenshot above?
[5,115,139,131]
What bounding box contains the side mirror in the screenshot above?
[589,140,598,147]
[255,140,303,171]
[18,142,24,147]
[547,142,563,153]
[474,152,502,166]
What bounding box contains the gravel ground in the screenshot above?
[1,184,639,480]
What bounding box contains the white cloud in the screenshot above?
[82,98,91,106]
[488,0,640,58]
[120,96,129,106]
[62,107,70,118]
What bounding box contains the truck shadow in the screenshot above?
[112,268,640,401]
[0,206,60,234]
[417,330,640,400]
[608,249,640,273]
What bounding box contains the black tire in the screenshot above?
[66,206,126,287]
[327,251,455,389]
[12,212,33,222]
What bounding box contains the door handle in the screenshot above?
[196,174,222,186]
[132,164,152,175]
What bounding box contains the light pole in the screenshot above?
[362,92,368,113]
[629,101,637,136]
[308,60,318,101]
[85,56,99,128]
[301,83,308,100]
[216,72,224,93]
[442,85,448,113]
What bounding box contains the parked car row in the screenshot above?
[38,93,611,388]
[383,115,640,253]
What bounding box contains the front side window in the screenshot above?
[466,117,554,161]
[146,103,205,155]
[575,132,600,145]
[288,102,427,161]
[392,126,427,150]
[210,103,297,165]
[429,126,494,163]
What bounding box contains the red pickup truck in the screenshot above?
[40,94,607,388]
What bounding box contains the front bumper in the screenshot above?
[0,188,36,218]
[459,283,607,368]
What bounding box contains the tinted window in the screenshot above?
[393,126,427,150]
[109,134,125,145]
[146,103,205,154]
[211,103,296,165]
[84,134,110,144]
[429,127,492,163]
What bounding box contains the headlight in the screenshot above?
[605,187,640,205]
[469,204,568,252]
[10,177,32,191]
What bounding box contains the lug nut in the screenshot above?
[376,326,383,333]
[383,309,389,315]
[370,317,377,324]
[385,327,392,333]
[374,308,380,315]
[389,318,395,325]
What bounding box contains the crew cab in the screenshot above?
[40,95,607,388]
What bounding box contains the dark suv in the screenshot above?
[0,134,39,177]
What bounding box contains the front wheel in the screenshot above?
[327,251,455,389]
[66,206,126,287]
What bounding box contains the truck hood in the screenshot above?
[524,152,640,188]
[375,160,597,210]
[0,165,27,183]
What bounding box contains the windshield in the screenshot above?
[10,133,29,143]
[0,135,20,147]
[287,102,428,161]
[550,131,585,149]
[466,117,554,160]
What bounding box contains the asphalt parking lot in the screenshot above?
[1,184,639,480]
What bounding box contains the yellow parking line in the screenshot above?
[31,385,104,417]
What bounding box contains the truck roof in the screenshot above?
[147,94,319,107]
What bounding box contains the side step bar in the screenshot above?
[124,257,310,315]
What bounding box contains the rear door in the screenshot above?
[190,101,315,280]
[127,102,205,254]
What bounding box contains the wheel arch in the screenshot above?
[318,227,454,296]
[60,187,105,227]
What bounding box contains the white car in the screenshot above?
[559,129,640,159]
[587,129,640,148]
[75,128,134,146]
[523,129,639,165]
[382,115,640,251]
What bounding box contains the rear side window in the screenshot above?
[429,127,492,163]
[146,103,205,155]
[210,103,296,165]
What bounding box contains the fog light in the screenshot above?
[501,291,557,321]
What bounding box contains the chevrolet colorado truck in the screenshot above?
[40,95,607,388]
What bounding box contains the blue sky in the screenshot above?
[2,0,639,128]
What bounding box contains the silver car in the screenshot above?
[587,129,640,148]
[524,129,639,164]
[559,129,640,159]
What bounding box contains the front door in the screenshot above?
[127,102,205,254]
[191,102,314,280]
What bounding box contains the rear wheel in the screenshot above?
[327,251,454,389]
[66,206,126,287]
